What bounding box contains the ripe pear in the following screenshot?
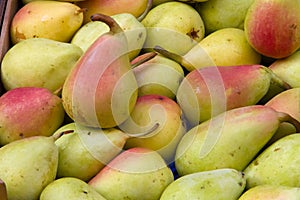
[269,50,300,88]
[244,134,300,188]
[160,168,246,200]
[244,0,300,59]
[0,135,59,200]
[175,65,290,126]
[131,53,184,99]
[265,88,300,145]
[175,105,300,176]
[10,0,83,44]
[54,122,130,182]
[141,1,205,55]
[76,0,151,24]
[0,87,65,146]
[88,147,174,200]
[71,13,147,60]
[40,177,107,200]
[119,94,186,163]
[155,28,261,71]
[195,0,255,34]
[239,185,300,200]
[62,14,138,128]
[1,38,83,92]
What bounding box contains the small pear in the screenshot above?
[141,1,205,55]
[1,38,83,92]
[88,147,174,200]
[244,134,300,189]
[175,105,300,176]
[239,185,300,200]
[54,123,130,182]
[0,87,65,146]
[10,0,83,44]
[160,168,246,200]
[40,177,107,200]
[0,135,59,200]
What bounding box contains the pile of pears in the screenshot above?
[1,0,300,199]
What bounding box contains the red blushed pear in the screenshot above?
[244,0,300,59]
[0,87,65,146]
[62,14,138,128]
[77,0,152,24]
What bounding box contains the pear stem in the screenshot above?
[154,45,184,65]
[263,67,292,90]
[277,112,300,133]
[130,52,157,68]
[0,179,7,200]
[137,0,153,21]
[125,122,160,138]
[90,13,123,34]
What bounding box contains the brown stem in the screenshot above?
[137,0,153,21]
[263,67,292,90]
[75,8,88,15]
[277,112,300,133]
[126,122,160,138]
[90,13,123,34]
[130,52,157,68]
[153,45,184,65]
[0,179,7,200]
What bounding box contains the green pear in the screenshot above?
[62,14,138,128]
[0,179,7,200]
[155,28,261,71]
[239,185,300,200]
[54,123,130,182]
[175,65,290,126]
[0,87,65,146]
[195,0,255,34]
[160,168,246,200]
[265,88,300,145]
[88,147,174,200]
[141,1,205,55]
[40,177,107,200]
[71,13,147,60]
[175,105,300,176]
[131,53,184,99]
[119,94,186,163]
[244,134,300,189]
[0,135,59,200]
[269,50,300,88]
[1,38,83,92]
[10,0,84,44]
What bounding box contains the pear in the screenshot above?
[244,0,300,59]
[239,185,300,200]
[265,88,300,145]
[269,50,300,88]
[244,134,300,188]
[160,168,246,200]
[141,1,205,55]
[10,0,83,44]
[88,147,174,200]
[119,94,186,163]
[1,38,83,92]
[71,13,147,60]
[62,14,138,128]
[0,87,65,146]
[175,105,300,176]
[155,28,261,71]
[195,0,255,34]
[175,65,291,126]
[40,177,107,200]
[0,135,59,200]
[131,52,184,99]
[54,123,129,182]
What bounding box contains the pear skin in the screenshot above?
[10,1,83,44]
[0,87,65,146]
[40,177,107,200]
[244,134,300,189]
[175,105,300,176]
[88,147,174,200]
[0,135,59,200]
[1,38,83,92]
[239,185,300,200]
[160,168,246,200]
